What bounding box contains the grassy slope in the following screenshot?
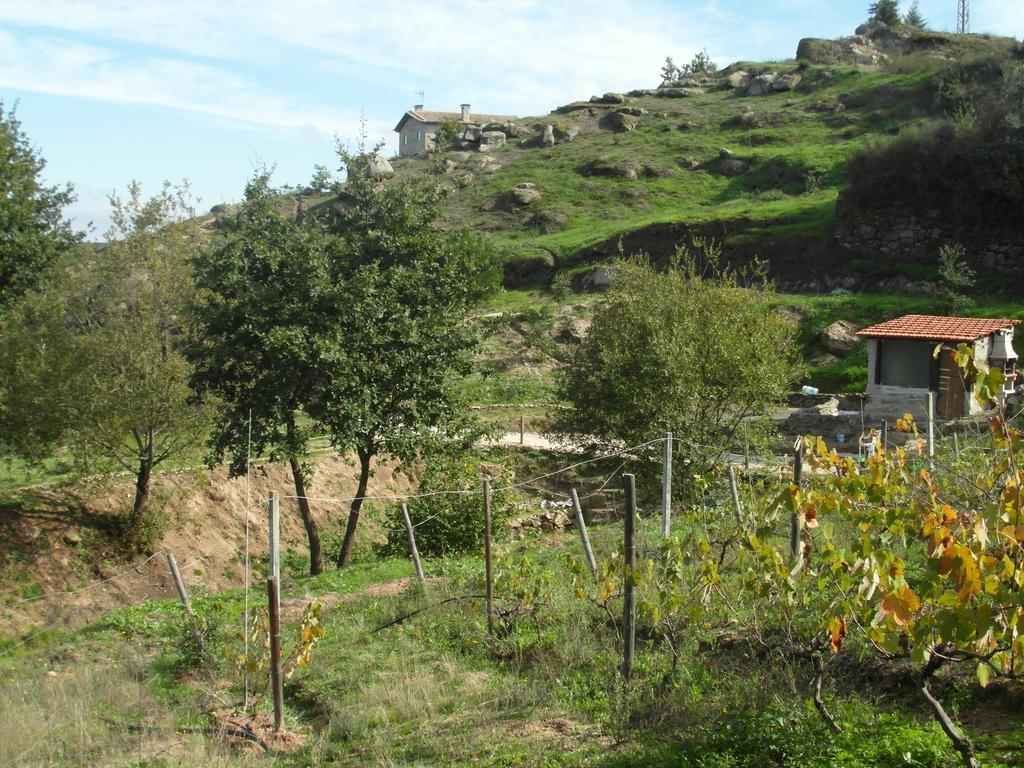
[4,507,1022,767]
[386,64,934,265]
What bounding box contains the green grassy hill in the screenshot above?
[369,31,1018,293]
[340,29,1023,400]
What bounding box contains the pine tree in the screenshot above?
[904,0,927,28]
[868,0,901,26]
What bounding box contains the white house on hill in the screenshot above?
[393,104,517,157]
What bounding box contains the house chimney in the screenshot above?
[460,103,471,121]
[413,104,423,112]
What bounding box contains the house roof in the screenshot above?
[858,314,1018,341]
[393,109,518,133]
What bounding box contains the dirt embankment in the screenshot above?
[0,454,416,636]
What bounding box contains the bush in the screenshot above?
[380,455,517,558]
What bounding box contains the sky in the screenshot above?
[0,0,1021,235]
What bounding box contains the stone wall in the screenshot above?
[834,199,1024,285]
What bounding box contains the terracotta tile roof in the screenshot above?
[857,314,1018,341]
[394,109,517,132]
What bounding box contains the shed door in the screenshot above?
[937,344,967,419]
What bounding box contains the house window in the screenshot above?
[404,133,409,145]
[416,129,423,142]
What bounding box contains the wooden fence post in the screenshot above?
[790,438,804,571]
[622,473,637,681]
[727,464,743,528]
[483,478,494,637]
[166,552,205,654]
[520,414,526,445]
[927,391,936,468]
[569,488,598,578]
[267,491,284,732]
[881,419,888,450]
[401,503,426,583]
[661,432,672,537]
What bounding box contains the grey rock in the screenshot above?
[555,317,591,343]
[746,74,777,96]
[654,87,696,98]
[590,92,626,104]
[615,107,648,116]
[718,158,748,176]
[63,530,82,545]
[365,154,394,180]
[719,148,735,159]
[820,320,861,356]
[773,73,802,91]
[478,131,506,151]
[600,112,640,132]
[580,266,613,291]
[727,71,751,89]
[542,124,555,147]
[507,182,541,206]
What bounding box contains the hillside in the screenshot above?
[361,27,1019,297]
[298,26,1018,401]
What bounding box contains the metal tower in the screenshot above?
[956,0,970,34]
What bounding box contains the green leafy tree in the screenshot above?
[660,56,679,85]
[308,164,333,194]
[319,146,501,568]
[0,102,80,312]
[904,0,927,28]
[189,172,333,575]
[0,182,210,551]
[934,242,976,315]
[868,0,901,25]
[554,244,800,499]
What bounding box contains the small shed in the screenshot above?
[858,314,1018,420]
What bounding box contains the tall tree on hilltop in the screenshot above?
[320,145,501,568]
[904,0,927,28]
[189,172,332,575]
[868,0,901,26]
[0,102,79,313]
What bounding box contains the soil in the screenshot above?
[0,453,418,635]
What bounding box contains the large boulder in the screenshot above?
[796,36,887,66]
[718,158,749,176]
[590,92,626,104]
[478,131,506,151]
[726,70,751,89]
[746,74,777,96]
[819,320,861,356]
[580,266,613,291]
[503,249,555,287]
[654,87,696,98]
[503,182,542,207]
[600,112,640,132]
[542,124,555,147]
[772,72,802,91]
[365,154,394,180]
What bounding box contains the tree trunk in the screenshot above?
[336,448,372,568]
[128,431,155,552]
[132,458,153,524]
[920,648,980,768]
[289,455,322,576]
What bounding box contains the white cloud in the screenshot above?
[0,1,722,118]
[0,30,392,141]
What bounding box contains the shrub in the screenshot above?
[380,455,517,558]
